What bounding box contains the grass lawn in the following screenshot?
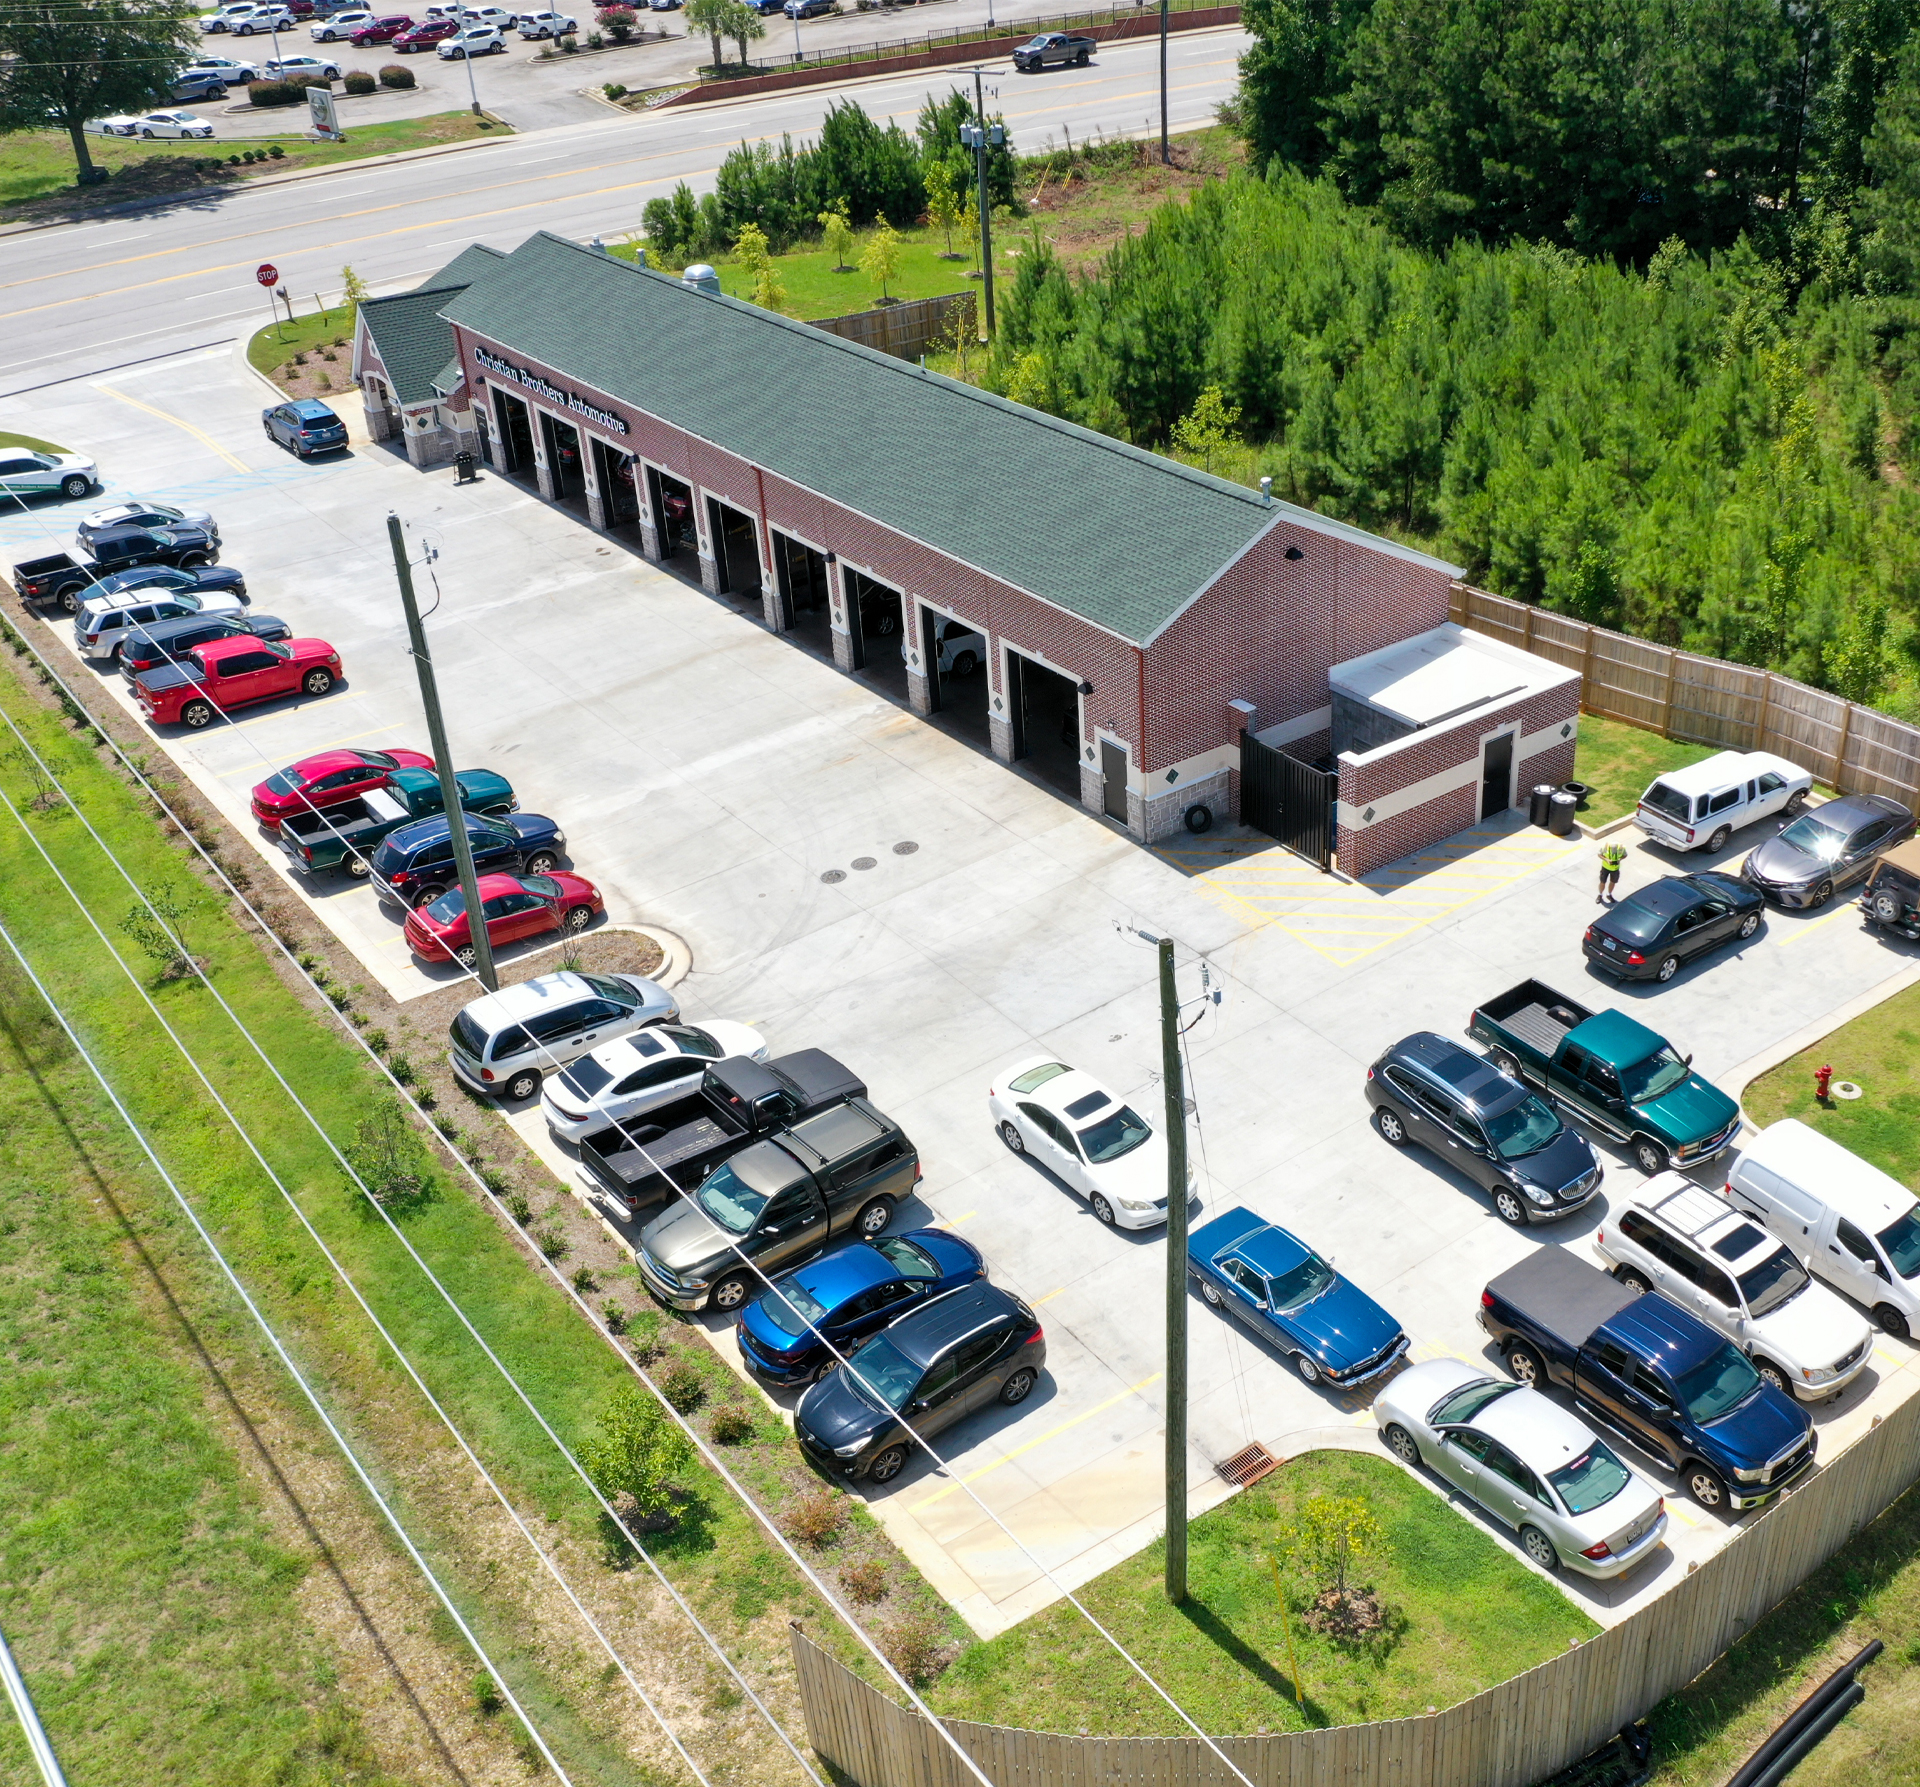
[0,646,873,1778]
[1572,713,1721,824]
[929,1450,1597,1735]
[0,432,69,455]
[1,115,506,221]
[248,306,357,376]
[1744,978,1920,1186]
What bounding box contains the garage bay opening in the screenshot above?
[773,532,833,657]
[1008,652,1084,796]
[591,440,642,541]
[645,467,696,565]
[706,498,762,603]
[491,389,535,480]
[920,603,990,747]
[846,568,906,698]
[538,412,586,513]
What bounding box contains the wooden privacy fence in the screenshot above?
[811,292,976,363]
[790,1386,1920,1786]
[1450,584,1920,804]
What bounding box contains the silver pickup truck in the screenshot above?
[1012,31,1094,69]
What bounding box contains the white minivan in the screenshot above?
[1727,1119,1920,1337]
[1635,749,1812,853]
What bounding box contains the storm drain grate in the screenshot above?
[1215,1442,1280,1488]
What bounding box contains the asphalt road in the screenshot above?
[1,26,1247,397]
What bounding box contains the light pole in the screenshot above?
[460,36,483,115]
[959,68,1003,339]
[1159,935,1188,1605]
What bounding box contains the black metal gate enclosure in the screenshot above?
[1241,735,1337,869]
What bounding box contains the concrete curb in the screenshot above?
[1725,957,1920,1108]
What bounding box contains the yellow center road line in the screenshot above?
[211,719,403,777]
[909,1371,1163,1513]
[95,384,251,473]
[1771,903,1861,947]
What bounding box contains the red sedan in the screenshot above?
[349,12,415,42]
[250,746,434,828]
[394,17,456,46]
[403,871,602,966]
[133,635,340,729]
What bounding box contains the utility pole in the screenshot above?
[387,513,497,991]
[1159,0,1170,164]
[963,67,1000,338]
[1160,934,1187,1604]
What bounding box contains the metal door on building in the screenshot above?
[1241,734,1336,870]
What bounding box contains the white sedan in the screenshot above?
[184,51,261,78]
[541,1020,768,1144]
[987,1056,1185,1229]
[88,115,143,135]
[1375,1357,1669,1580]
[135,110,216,138]
[261,53,342,78]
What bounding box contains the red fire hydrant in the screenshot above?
[1815,1063,1834,1103]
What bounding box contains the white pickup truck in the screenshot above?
[1634,748,1811,853]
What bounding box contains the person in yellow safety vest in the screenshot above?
[1598,840,1627,904]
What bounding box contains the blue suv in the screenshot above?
[371,810,566,907]
[262,399,349,457]
[736,1229,984,1388]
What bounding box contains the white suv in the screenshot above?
[1594,1173,1872,1401]
[439,22,505,53]
[311,7,373,36]
[449,969,679,1102]
[518,9,578,34]
[199,3,260,30]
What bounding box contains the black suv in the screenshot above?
[1364,1031,1601,1226]
[87,523,220,576]
[119,612,292,682]
[1861,837,1920,941]
[793,1282,1045,1484]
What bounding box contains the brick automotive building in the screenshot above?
[354,232,1577,870]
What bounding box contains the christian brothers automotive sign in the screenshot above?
[474,345,629,436]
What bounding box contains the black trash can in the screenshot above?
[1529,783,1557,827]
[1560,780,1592,807]
[454,449,475,484]
[1548,790,1578,836]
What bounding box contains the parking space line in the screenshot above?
[212,719,403,775]
[95,383,250,473]
[909,1371,1163,1512]
[937,1210,977,1228]
[1029,1287,1068,1307]
[1771,904,1861,948]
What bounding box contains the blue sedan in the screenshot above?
[1189,1205,1408,1389]
[736,1229,984,1389]
[88,563,248,603]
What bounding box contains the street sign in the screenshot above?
[256,263,279,287]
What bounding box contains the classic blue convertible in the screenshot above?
[1189,1205,1408,1388]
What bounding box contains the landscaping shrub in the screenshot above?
[269,143,285,157]
[841,1558,888,1603]
[246,79,300,106]
[583,30,600,47]
[881,1607,949,1685]
[785,1486,845,1548]
[659,1357,707,1413]
[342,69,377,94]
[603,81,627,99]
[577,1383,694,1524]
[708,1404,755,1445]
[596,4,636,39]
[378,62,414,88]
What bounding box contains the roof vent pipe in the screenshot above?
[682,264,721,295]
[1260,476,1272,506]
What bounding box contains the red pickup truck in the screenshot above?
[134,633,341,729]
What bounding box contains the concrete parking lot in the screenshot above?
[7,348,1919,1641]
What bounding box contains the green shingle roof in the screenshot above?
[361,284,472,407]
[437,232,1458,643]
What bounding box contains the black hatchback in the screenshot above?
[1583,871,1764,982]
[792,1282,1045,1484]
[1365,1032,1600,1227]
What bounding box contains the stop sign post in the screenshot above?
[257,261,283,337]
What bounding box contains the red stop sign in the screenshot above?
[256,262,279,287]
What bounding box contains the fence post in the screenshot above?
[1522,602,1535,651]
[1581,623,1597,719]
[1752,671,1772,754]
[1835,702,1855,794]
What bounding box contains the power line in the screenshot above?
[0,712,821,1787]
[0,1618,67,1787]
[0,502,1255,1775]
[0,910,580,1787]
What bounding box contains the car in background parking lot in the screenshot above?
[793,1281,1044,1483]
[783,0,831,16]
[169,68,233,99]
[0,447,97,501]
[77,500,216,549]
[133,109,217,137]
[262,399,348,455]
[231,3,295,31]
[1375,1357,1669,1578]
[394,17,458,45]
[311,6,373,33]
[371,809,566,905]
[516,7,576,33]
[1742,793,1917,909]
[438,23,503,52]
[85,563,244,607]
[133,634,341,728]
[261,51,342,76]
[87,115,143,135]
[1583,871,1764,981]
[1365,1031,1601,1226]
[404,870,604,967]
[987,1056,1185,1229]
[348,9,414,39]
[738,1229,985,1388]
[1189,1204,1409,1387]
[182,51,261,79]
[540,1018,768,1143]
[200,2,261,29]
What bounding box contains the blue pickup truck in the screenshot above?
[1479,1247,1815,1513]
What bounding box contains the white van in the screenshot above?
[1726,1119,1920,1337]
[1635,750,1812,853]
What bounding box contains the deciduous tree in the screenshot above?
[578,1384,693,1521]
[860,215,902,301]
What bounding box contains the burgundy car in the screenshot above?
[250,745,435,828]
[403,870,603,966]
[394,16,455,45]
[349,12,414,41]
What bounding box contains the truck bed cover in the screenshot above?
[1485,1247,1639,1348]
[590,1115,733,1194]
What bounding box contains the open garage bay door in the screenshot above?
[1241,734,1336,870]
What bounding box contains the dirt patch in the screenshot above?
[1304,1587,1391,1642]
[263,342,356,404]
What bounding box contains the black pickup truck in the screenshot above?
[1481,1247,1816,1512]
[634,1097,921,1313]
[279,768,517,877]
[13,525,221,613]
[580,1050,866,1215]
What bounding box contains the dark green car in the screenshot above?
[1469,981,1741,1175]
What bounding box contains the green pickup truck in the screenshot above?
[1467,980,1740,1174]
[278,767,515,877]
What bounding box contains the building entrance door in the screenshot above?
[1101,741,1129,822]
[491,390,535,477]
[1481,732,1514,820]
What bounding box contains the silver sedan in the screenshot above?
[1375,1357,1669,1580]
